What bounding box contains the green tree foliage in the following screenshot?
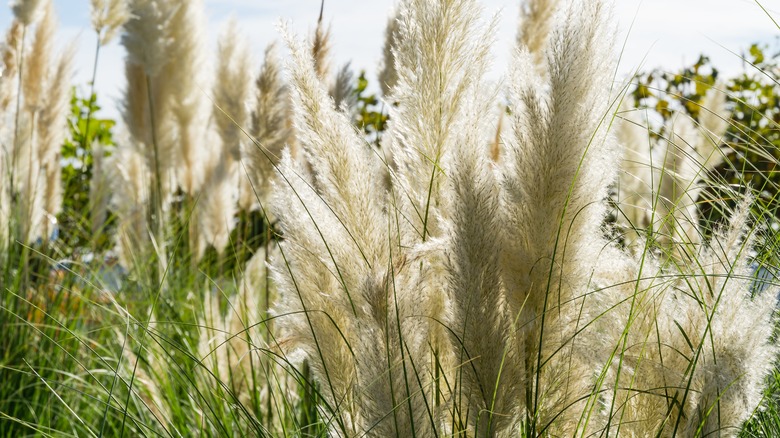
[354,71,389,142]
[58,90,115,252]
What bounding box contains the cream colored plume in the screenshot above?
[195,23,252,258]
[90,140,110,235]
[517,0,560,69]
[36,46,72,172]
[615,103,658,246]
[22,0,54,114]
[14,111,43,243]
[90,0,130,45]
[196,156,237,259]
[121,0,175,76]
[108,137,149,268]
[498,1,620,432]
[11,0,44,25]
[384,0,497,245]
[120,0,178,200]
[446,103,521,434]
[240,42,291,212]
[36,47,73,241]
[197,248,291,411]
[309,5,357,117]
[617,87,732,256]
[311,2,331,81]
[0,20,23,112]
[378,8,400,97]
[213,22,252,165]
[694,86,731,172]
[595,197,778,437]
[329,62,357,116]
[163,0,209,195]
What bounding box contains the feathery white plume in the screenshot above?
[329,62,357,116]
[0,20,23,112]
[90,140,109,235]
[164,0,209,195]
[121,0,175,76]
[11,0,44,25]
[378,8,400,97]
[241,42,290,211]
[90,0,130,45]
[213,21,252,165]
[22,0,54,113]
[310,4,331,81]
[36,46,73,241]
[197,154,238,258]
[517,0,560,69]
[109,136,149,268]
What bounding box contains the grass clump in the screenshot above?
[0,0,778,436]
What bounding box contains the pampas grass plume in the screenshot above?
[517,0,559,67]
[22,0,54,113]
[121,0,174,76]
[311,4,332,81]
[11,0,44,25]
[37,46,73,239]
[163,0,209,195]
[197,154,237,258]
[241,41,290,211]
[90,140,109,235]
[213,21,252,164]
[0,20,23,111]
[37,45,72,168]
[378,8,400,97]
[330,62,357,115]
[90,0,130,45]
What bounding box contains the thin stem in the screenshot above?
[20,111,37,288]
[264,221,271,420]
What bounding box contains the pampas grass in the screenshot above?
[0,0,73,246]
[378,8,401,98]
[21,0,52,114]
[271,0,778,436]
[119,0,178,267]
[311,2,332,82]
[0,0,777,436]
[36,47,72,242]
[616,86,732,256]
[196,23,252,258]
[11,0,44,26]
[517,0,559,70]
[90,0,130,46]
[164,0,209,196]
[0,21,22,113]
[241,41,291,212]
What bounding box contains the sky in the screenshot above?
[1,0,778,120]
